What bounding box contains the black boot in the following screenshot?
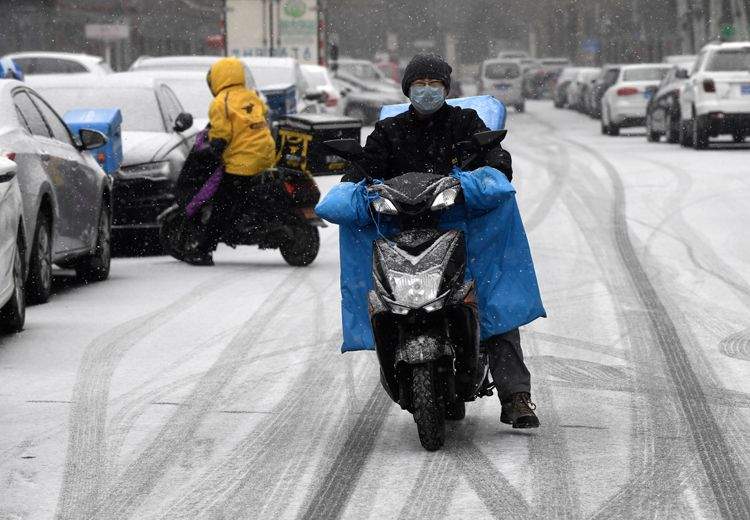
[500,392,540,429]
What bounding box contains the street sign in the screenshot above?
[85,24,130,42]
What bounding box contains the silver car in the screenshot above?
[0,156,25,332]
[0,79,112,304]
[29,74,194,238]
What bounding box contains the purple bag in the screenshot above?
[184,130,225,219]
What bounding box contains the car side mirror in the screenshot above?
[323,138,364,158]
[675,69,689,79]
[79,128,108,151]
[304,91,326,102]
[173,112,194,133]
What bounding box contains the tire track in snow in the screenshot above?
[54,269,246,520]
[719,329,750,361]
[296,383,392,520]
[96,267,319,519]
[560,136,750,519]
[396,450,460,520]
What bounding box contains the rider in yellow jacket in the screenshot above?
[187,57,276,266]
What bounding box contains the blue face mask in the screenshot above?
[409,84,446,115]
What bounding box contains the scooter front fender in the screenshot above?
[395,333,454,365]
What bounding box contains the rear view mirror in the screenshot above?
[173,112,193,133]
[675,68,689,79]
[472,130,507,148]
[79,128,108,151]
[323,138,364,157]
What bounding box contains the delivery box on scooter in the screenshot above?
[64,108,123,175]
[276,114,362,176]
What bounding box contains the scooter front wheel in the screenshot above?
[280,225,320,267]
[411,364,446,451]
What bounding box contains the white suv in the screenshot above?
[679,41,750,149]
[600,64,672,136]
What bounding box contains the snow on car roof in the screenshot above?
[28,73,162,90]
[619,63,673,70]
[3,51,105,64]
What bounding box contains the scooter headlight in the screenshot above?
[431,187,459,211]
[372,196,398,215]
[387,269,443,308]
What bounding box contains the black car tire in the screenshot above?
[515,102,525,113]
[679,119,692,147]
[666,112,680,144]
[646,115,660,142]
[76,204,112,283]
[0,245,25,333]
[26,214,52,304]
[280,225,319,267]
[411,364,445,451]
[733,133,745,144]
[693,114,709,150]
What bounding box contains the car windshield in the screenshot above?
[484,63,520,79]
[623,67,670,81]
[251,65,294,88]
[303,68,328,88]
[33,86,164,132]
[159,79,212,117]
[706,49,750,71]
[337,62,383,81]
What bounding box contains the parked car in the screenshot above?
[0,79,112,303]
[664,54,697,68]
[497,51,530,60]
[126,70,214,133]
[600,64,672,136]
[2,52,111,75]
[679,41,750,149]
[0,156,25,332]
[479,59,525,112]
[539,57,571,69]
[585,65,621,118]
[645,64,693,143]
[332,72,406,124]
[553,67,583,108]
[129,55,306,119]
[334,58,399,87]
[29,74,193,239]
[566,67,600,112]
[301,64,342,115]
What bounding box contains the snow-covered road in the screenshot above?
[2,101,750,519]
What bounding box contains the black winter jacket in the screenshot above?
[343,103,513,182]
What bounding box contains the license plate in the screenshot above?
[494,84,511,91]
[644,90,654,99]
[741,84,750,95]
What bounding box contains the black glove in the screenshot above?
[485,145,513,182]
[209,138,228,158]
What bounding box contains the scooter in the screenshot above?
[326,130,506,450]
[158,166,325,266]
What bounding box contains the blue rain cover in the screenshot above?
[315,166,546,352]
[379,95,507,130]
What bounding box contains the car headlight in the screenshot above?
[119,161,171,181]
[387,269,443,308]
[372,197,398,215]
[431,187,459,211]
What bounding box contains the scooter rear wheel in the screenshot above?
[411,364,446,451]
[280,225,319,267]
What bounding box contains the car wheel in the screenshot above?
[666,112,680,144]
[515,102,525,113]
[679,118,692,147]
[0,244,25,333]
[76,204,112,283]
[646,115,660,142]
[692,114,709,150]
[26,214,52,304]
[733,133,745,143]
[346,106,368,125]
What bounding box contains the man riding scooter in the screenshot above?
[345,54,540,429]
[185,57,276,265]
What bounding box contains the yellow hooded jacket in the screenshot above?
[208,58,276,176]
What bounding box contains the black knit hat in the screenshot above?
[401,53,452,96]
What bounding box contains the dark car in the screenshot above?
[586,65,621,118]
[645,65,691,143]
[0,79,112,303]
[30,74,194,240]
